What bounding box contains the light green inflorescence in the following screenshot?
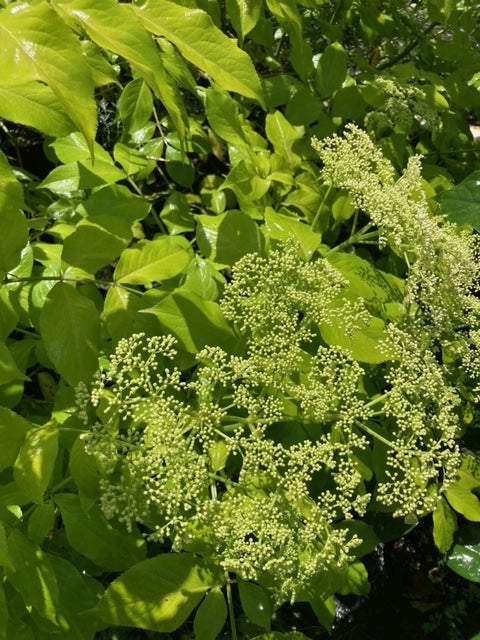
[78,126,480,605]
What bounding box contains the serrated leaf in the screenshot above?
[436,171,480,231]
[93,553,220,632]
[432,496,457,553]
[194,588,227,640]
[14,421,59,504]
[54,493,146,571]
[136,0,264,105]
[238,581,272,629]
[39,283,101,387]
[0,83,75,137]
[0,1,96,150]
[6,529,59,625]
[114,236,192,284]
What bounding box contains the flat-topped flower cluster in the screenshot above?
[78,127,480,605]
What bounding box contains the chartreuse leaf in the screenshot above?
[315,42,347,98]
[446,453,480,521]
[136,0,264,105]
[0,152,28,278]
[0,407,31,472]
[447,522,480,583]
[310,595,336,634]
[0,1,96,150]
[54,493,146,571]
[196,210,263,266]
[432,496,457,553]
[93,553,221,632]
[238,581,272,629]
[264,209,321,260]
[143,291,236,353]
[39,283,101,387]
[6,529,59,625]
[53,0,187,141]
[337,561,369,596]
[265,111,303,168]
[62,217,131,272]
[435,170,480,231]
[266,0,313,80]
[0,83,75,138]
[194,587,227,640]
[114,236,192,284]
[69,435,101,501]
[14,420,58,505]
[0,342,29,386]
[225,0,262,42]
[80,184,151,224]
[118,78,154,139]
[28,502,56,544]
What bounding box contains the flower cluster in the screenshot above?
[79,134,479,602]
[364,76,441,137]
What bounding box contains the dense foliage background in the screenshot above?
[1,0,480,638]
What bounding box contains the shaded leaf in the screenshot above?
[436,170,480,231]
[194,588,227,640]
[238,581,271,629]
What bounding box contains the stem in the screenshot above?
[311,185,332,232]
[225,574,238,640]
[325,223,378,256]
[355,421,395,449]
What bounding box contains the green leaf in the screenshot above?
[81,184,151,224]
[315,42,347,98]
[264,209,321,260]
[181,257,226,301]
[193,588,227,640]
[0,342,29,385]
[118,79,154,138]
[53,0,187,141]
[446,470,480,521]
[205,88,256,160]
[250,633,310,640]
[265,111,303,168]
[0,407,31,471]
[432,496,457,553]
[225,0,262,42]
[62,218,130,272]
[337,561,369,596]
[136,0,264,105]
[14,421,59,504]
[143,291,236,353]
[102,286,161,344]
[114,236,192,284]
[0,1,96,150]
[0,153,28,278]
[39,283,101,387]
[0,83,75,138]
[46,554,102,640]
[54,493,146,572]
[238,581,272,629]
[196,210,263,266]
[93,553,221,632]
[436,170,480,231]
[309,595,336,633]
[6,529,59,625]
[114,142,155,177]
[160,192,196,235]
[447,525,480,583]
[69,435,101,501]
[28,502,56,544]
[0,582,7,640]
